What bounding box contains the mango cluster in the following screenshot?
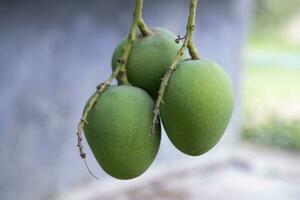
[83,27,234,180]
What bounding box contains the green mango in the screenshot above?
[160,59,234,156]
[84,85,161,179]
[112,27,189,98]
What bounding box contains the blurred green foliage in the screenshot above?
[243,117,300,151]
[254,0,300,34]
[242,64,300,151]
[243,0,300,151]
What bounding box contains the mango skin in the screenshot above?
[112,27,188,98]
[160,59,234,156]
[84,86,161,179]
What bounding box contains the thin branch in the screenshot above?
[76,0,146,179]
[151,0,200,134]
[138,18,151,36]
[188,41,200,60]
[135,0,151,36]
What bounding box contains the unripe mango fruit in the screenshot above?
[112,27,188,98]
[160,59,234,156]
[84,86,161,179]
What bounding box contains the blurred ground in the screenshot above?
[59,144,300,200]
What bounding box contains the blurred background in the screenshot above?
[1,0,300,199]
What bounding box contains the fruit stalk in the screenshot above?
[138,18,151,36]
[76,0,148,171]
[119,0,146,84]
[186,0,200,60]
[151,0,200,134]
[76,67,121,159]
[136,0,151,36]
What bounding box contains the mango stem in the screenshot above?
[151,0,200,135]
[76,0,147,179]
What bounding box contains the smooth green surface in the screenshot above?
[112,27,188,98]
[161,59,234,156]
[84,86,161,179]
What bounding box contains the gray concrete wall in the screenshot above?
[0,0,252,199]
